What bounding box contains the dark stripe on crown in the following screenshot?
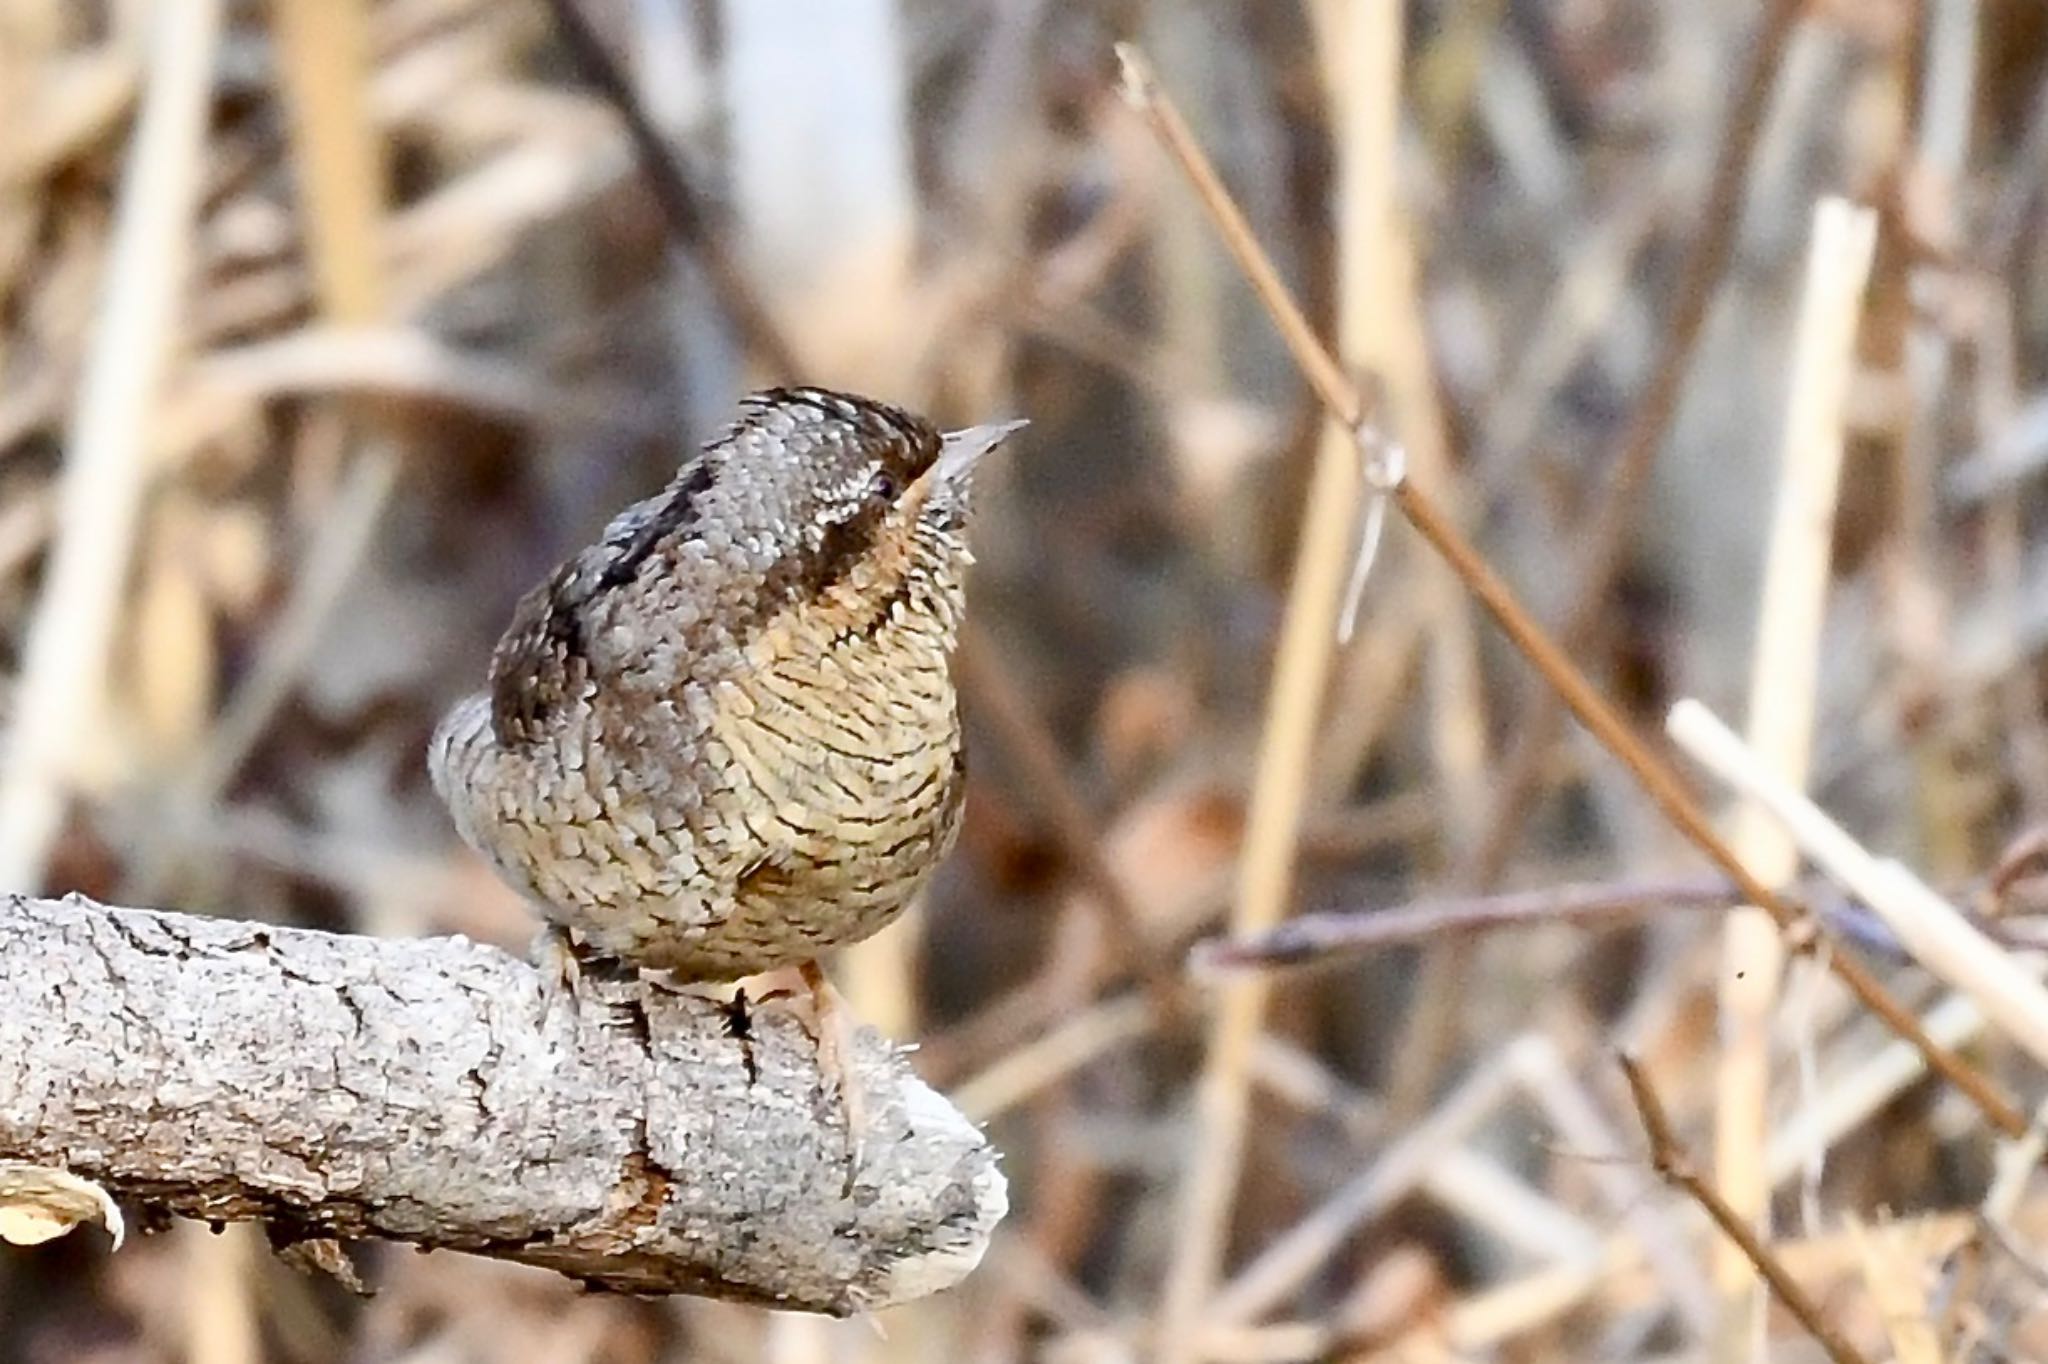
[745,387,943,485]
[596,457,716,592]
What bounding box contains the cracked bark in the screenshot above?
[0,894,1005,1314]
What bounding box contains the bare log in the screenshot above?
[0,893,1004,1314]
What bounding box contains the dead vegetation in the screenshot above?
[5,0,2048,1359]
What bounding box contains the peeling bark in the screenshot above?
[0,894,1004,1314]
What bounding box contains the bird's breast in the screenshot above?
[710,637,962,841]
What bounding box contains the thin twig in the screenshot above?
[1617,1054,1874,1364]
[539,0,803,381]
[1115,48,1359,426]
[1512,1032,1718,1332]
[1195,872,2038,975]
[1395,474,2024,1135]
[1191,876,1744,973]
[1112,43,2028,1144]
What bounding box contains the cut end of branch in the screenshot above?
[0,1162,125,1250]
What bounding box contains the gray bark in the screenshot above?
[0,893,1004,1314]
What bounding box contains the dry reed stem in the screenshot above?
[1712,195,1876,1346]
[1247,1036,1384,1142]
[170,0,397,828]
[948,993,1158,1123]
[1477,186,1663,460]
[1421,1147,1602,1264]
[1113,29,2028,1347]
[1206,1042,1524,1326]
[1983,1101,2048,1226]
[1421,1242,1641,1353]
[183,453,399,805]
[985,1234,1117,1337]
[1419,1209,1982,1356]
[1845,1215,1946,1364]
[271,0,387,323]
[1618,1055,1873,1364]
[1117,46,1366,1364]
[1671,699,2048,1069]
[191,326,556,424]
[1249,1035,1605,1279]
[178,1221,262,1364]
[1311,0,1492,1126]
[0,0,224,889]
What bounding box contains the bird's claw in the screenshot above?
[532,924,583,1010]
[798,961,867,1195]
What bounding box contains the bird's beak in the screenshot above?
[931,418,1028,486]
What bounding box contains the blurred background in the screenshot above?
[5,0,2048,1359]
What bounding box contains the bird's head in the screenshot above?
[718,388,1025,639]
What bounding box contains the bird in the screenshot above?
[429,386,1022,1163]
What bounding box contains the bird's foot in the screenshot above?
[529,924,633,1012]
[531,924,582,1008]
[799,960,867,1194]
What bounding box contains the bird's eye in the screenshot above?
[868,469,899,500]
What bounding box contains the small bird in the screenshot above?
[430,387,1021,1151]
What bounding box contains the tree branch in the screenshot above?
[0,894,1004,1315]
